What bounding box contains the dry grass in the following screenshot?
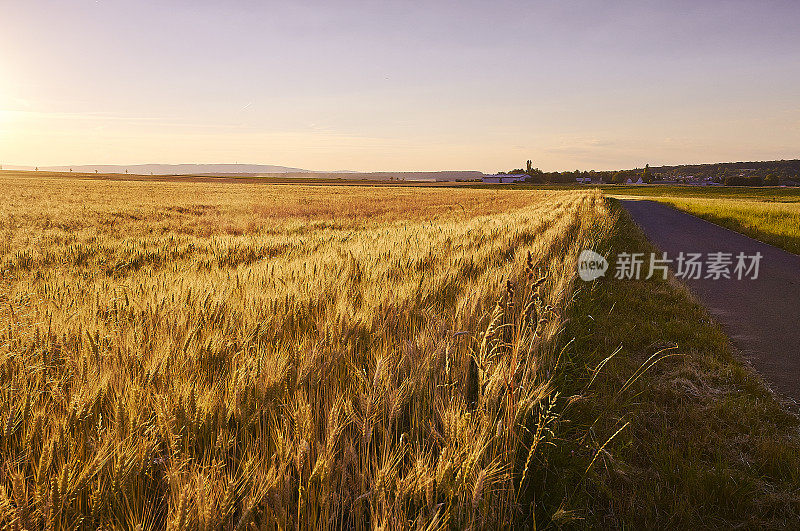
[0,176,617,528]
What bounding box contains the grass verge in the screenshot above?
[564,199,800,528]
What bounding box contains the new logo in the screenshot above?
[578,250,608,281]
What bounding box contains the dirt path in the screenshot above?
[620,199,800,402]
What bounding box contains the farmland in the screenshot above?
[1,174,799,528]
[0,175,616,528]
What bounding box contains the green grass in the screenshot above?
[602,184,800,202]
[564,199,800,527]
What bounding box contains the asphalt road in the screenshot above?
[620,200,800,401]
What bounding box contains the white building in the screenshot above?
[482,174,526,184]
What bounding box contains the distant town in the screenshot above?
[494,159,800,186]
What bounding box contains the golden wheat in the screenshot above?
[0,175,615,528]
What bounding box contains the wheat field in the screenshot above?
[0,175,615,529]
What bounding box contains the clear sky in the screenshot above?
[1,0,799,172]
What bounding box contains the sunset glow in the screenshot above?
[2,1,799,171]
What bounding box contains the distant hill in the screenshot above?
[650,159,800,177]
[648,159,800,185]
[503,158,800,185]
[0,164,484,181]
[20,163,311,175]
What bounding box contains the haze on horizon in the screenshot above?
[1,0,799,173]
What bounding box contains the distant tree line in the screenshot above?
[498,164,652,184]
[652,159,800,184]
[722,174,781,186]
[498,159,800,186]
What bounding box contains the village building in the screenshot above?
[482,174,526,184]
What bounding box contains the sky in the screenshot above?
[1,0,799,173]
